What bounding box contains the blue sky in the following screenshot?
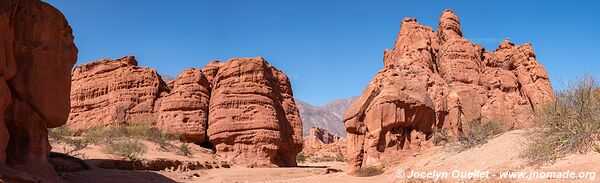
[46,0,599,106]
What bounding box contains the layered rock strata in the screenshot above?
[67,56,303,167]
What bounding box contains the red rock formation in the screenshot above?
[307,127,339,145]
[68,56,169,131]
[0,0,78,182]
[302,127,346,159]
[155,68,210,143]
[344,9,554,172]
[208,57,302,167]
[66,56,303,167]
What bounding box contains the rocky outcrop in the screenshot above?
[0,0,78,182]
[208,57,303,167]
[301,127,346,160]
[67,56,303,167]
[307,127,340,145]
[344,9,554,172]
[155,68,210,143]
[69,56,168,131]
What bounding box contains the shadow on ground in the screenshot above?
[59,158,178,183]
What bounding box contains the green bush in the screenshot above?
[353,166,384,177]
[457,119,504,150]
[103,139,147,161]
[296,152,307,163]
[522,75,600,166]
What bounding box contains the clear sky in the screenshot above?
[46,0,599,106]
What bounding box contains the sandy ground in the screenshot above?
[387,130,600,183]
[52,130,600,183]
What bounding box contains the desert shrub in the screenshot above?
[176,143,193,156]
[311,154,346,162]
[103,139,147,161]
[335,153,346,162]
[82,122,177,149]
[62,138,89,156]
[83,126,108,144]
[48,126,70,142]
[522,75,600,166]
[48,126,88,156]
[296,152,307,163]
[457,119,504,150]
[315,155,335,162]
[594,146,600,154]
[353,166,384,177]
[433,129,450,146]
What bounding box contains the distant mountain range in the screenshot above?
[296,97,357,137]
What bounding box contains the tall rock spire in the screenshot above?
[437,9,463,42]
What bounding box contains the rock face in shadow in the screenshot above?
[343,9,554,172]
[0,0,78,182]
[67,56,303,167]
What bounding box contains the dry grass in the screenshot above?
[353,166,384,177]
[103,139,148,161]
[50,121,183,160]
[175,143,193,157]
[433,129,451,146]
[457,119,504,150]
[48,126,89,156]
[82,122,178,150]
[522,75,600,166]
[48,125,70,142]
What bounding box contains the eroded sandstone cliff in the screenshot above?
[0,0,78,182]
[67,56,303,167]
[343,9,554,172]
[301,127,347,160]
